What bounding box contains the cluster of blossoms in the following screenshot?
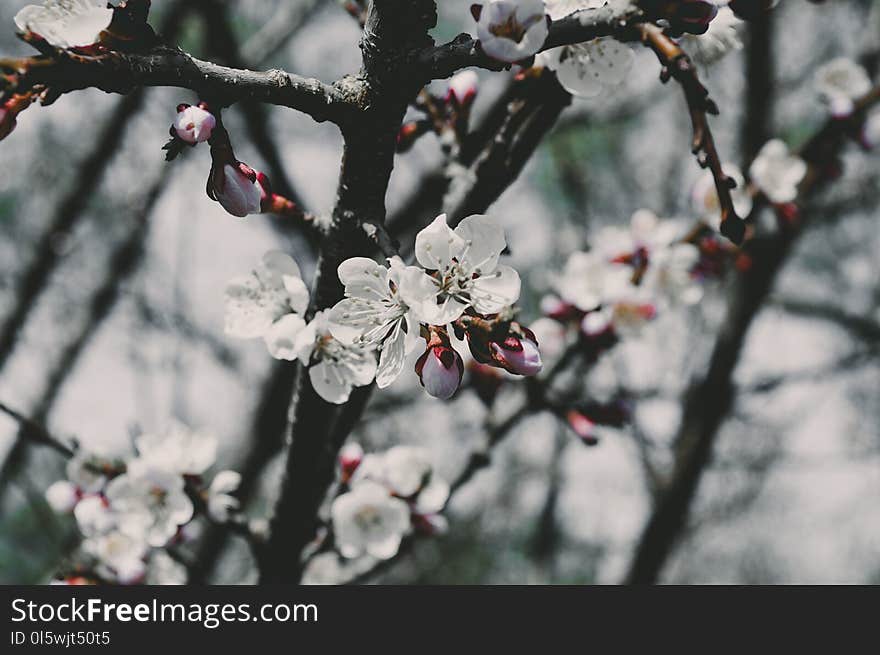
[43,424,241,585]
[225,214,541,404]
[330,444,449,560]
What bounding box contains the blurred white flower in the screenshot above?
[538,40,633,98]
[65,452,107,494]
[552,251,632,312]
[683,6,743,65]
[105,464,194,548]
[414,213,521,324]
[173,104,216,145]
[83,531,147,584]
[331,480,411,560]
[145,551,188,585]
[691,164,754,230]
[474,0,549,63]
[593,209,680,261]
[207,470,241,522]
[293,310,378,404]
[73,494,115,537]
[329,257,433,388]
[224,251,309,357]
[14,0,113,49]
[45,480,79,513]
[814,58,872,117]
[749,139,807,203]
[643,243,704,306]
[134,422,217,476]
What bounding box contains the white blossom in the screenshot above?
[207,470,241,522]
[749,139,807,204]
[682,7,743,65]
[83,531,148,584]
[14,0,113,49]
[104,463,194,548]
[538,40,633,98]
[328,257,434,388]
[643,243,703,306]
[528,317,569,359]
[474,0,549,64]
[134,422,217,476]
[414,213,521,325]
[691,164,754,231]
[145,551,188,585]
[224,250,309,358]
[65,451,107,494]
[292,310,378,404]
[331,480,411,560]
[814,58,872,117]
[552,250,632,312]
[74,494,115,537]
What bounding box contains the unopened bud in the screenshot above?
[489,329,543,376]
[207,161,263,218]
[446,70,479,108]
[338,443,364,483]
[173,102,216,144]
[416,344,464,400]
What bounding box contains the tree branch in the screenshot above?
[2,45,358,124]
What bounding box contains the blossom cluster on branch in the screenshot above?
[42,424,242,585]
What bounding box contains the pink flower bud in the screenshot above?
[489,329,543,376]
[416,345,464,400]
[208,161,263,217]
[447,70,479,107]
[45,480,80,513]
[173,103,216,144]
[338,442,364,483]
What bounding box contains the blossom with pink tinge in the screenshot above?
[814,58,872,118]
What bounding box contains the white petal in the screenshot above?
[414,214,464,271]
[309,361,353,404]
[264,314,307,360]
[470,264,521,314]
[282,275,310,315]
[210,470,242,495]
[375,322,407,389]
[455,214,507,274]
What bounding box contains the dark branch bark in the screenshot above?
[259,0,439,583]
[3,45,357,124]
